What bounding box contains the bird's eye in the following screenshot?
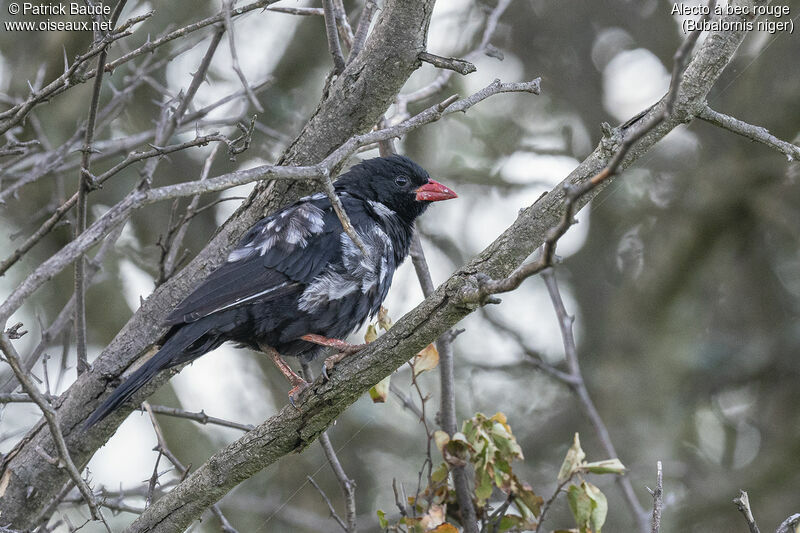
[395,175,409,186]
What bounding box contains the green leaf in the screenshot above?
[567,484,593,532]
[475,467,493,505]
[582,458,626,476]
[377,509,388,529]
[434,430,450,451]
[431,462,449,483]
[558,433,586,483]
[583,481,608,532]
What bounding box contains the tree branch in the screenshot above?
[74,0,128,376]
[409,232,478,533]
[734,490,761,533]
[0,331,106,527]
[323,0,347,74]
[0,0,768,528]
[697,105,800,161]
[650,461,664,533]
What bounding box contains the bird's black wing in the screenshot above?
[164,194,342,325]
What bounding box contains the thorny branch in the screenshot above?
[223,0,264,113]
[0,330,107,527]
[459,0,717,307]
[0,224,125,395]
[0,131,241,276]
[307,475,348,532]
[0,0,285,134]
[0,79,541,327]
[74,0,128,376]
[142,402,240,532]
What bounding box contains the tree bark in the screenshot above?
[0,0,435,527]
[0,3,766,530]
[124,7,768,529]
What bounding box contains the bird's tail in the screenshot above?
[85,321,214,428]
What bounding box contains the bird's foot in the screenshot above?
[300,334,366,354]
[288,378,310,408]
[321,350,356,382]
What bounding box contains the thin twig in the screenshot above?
[302,362,357,532]
[418,52,476,75]
[0,331,108,529]
[534,475,575,533]
[141,404,255,432]
[140,27,225,187]
[650,461,663,533]
[409,232,478,533]
[74,0,128,376]
[158,143,222,284]
[388,381,430,424]
[541,270,649,531]
[734,491,761,533]
[266,6,323,16]
[307,476,348,532]
[333,0,354,49]
[0,225,123,395]
[0,0,284,133]
[396,0,513,114]
[223,0,264,112]
[142,402,240,532]
[698,105,800,161]
[0,132,232,276]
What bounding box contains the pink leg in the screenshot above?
[260,343,309,407]
[300,334,366,380]
[300,334,366,354]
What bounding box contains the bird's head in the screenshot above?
[336,155,457,222]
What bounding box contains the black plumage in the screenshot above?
[86,155,457,427]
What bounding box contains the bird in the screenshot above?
[85,155,457,427]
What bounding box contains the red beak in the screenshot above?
[415,179,458,202]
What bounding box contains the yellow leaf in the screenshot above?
[413,343,439,375]
[378,306,393,331]
[369,375,390,403]
[429,524,458,533]
[491,412,507,424]
[558,433,586,483]
[364,324,379,343]
[433,430,450,451]
[420,504,445,529]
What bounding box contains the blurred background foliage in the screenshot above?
[1,0,799,531]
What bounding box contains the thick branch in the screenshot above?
[0,1,439,527]
[116,10,763,530]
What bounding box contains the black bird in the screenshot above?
[86,155,457,427]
